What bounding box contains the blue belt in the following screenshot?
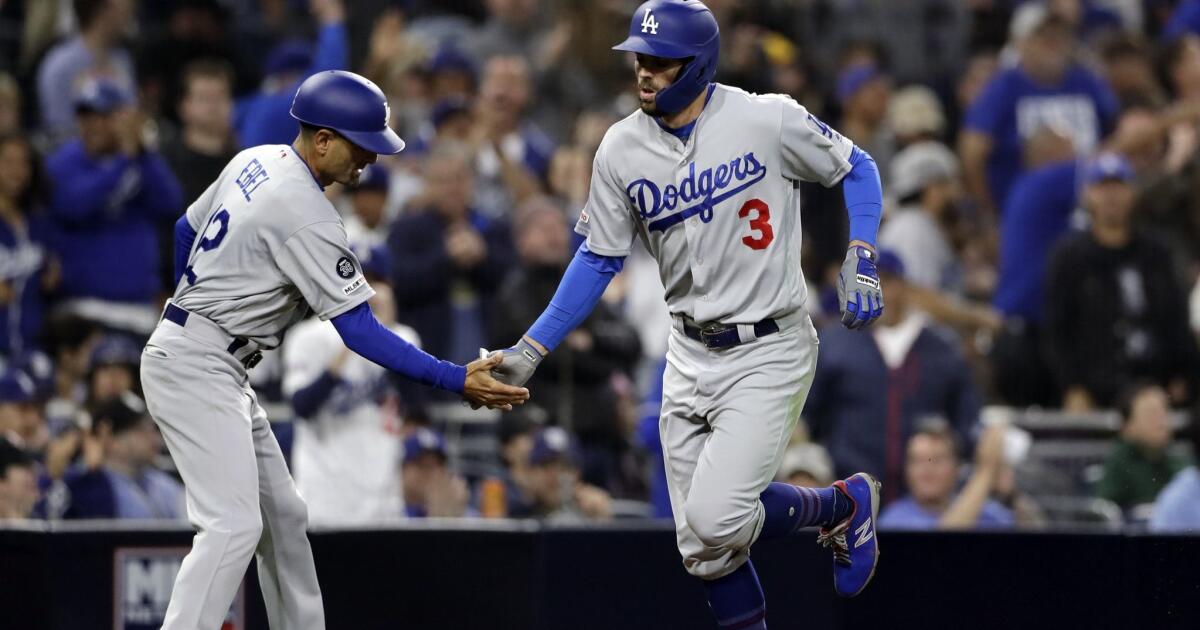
[681,318,780,349]
[162,304,263,368]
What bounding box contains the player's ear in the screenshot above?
[313,129,335,155]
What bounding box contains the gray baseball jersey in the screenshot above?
[174,144,374,349]
[576,83,854,325]
[579,84,859,580]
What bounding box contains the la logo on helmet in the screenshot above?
[641,10,659,34]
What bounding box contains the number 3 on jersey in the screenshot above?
[738,198,774,250]
[183,208,230,285]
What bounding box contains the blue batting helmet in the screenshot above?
[290,70,406,155]
[613,0,720,115]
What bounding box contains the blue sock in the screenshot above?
[702,561,767,630]
[758,482,853,540]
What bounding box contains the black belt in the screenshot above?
[682,318,780,349]
[163,304,263,369]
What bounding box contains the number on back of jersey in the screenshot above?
[641,10,659,34]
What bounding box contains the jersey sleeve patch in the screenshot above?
[336,256,356,279]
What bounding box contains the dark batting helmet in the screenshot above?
[613,0,720,115]
[289,70,406,155]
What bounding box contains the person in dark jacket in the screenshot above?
[45,79,183,334]
[1045,153,1200,410]
[805,250,981,504]
[489,197,642,493]
[389,147,515,366]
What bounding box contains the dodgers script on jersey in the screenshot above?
[174,144,374,348]
[576,84,854,324]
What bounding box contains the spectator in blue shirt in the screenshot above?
[1150,419,1200,533]
[0,134,59,358]
[36,0,137,145]
[233,0,348,148]
[63,393,185,520]
[959,5,1118,214]
[880,421,1014,530]
[45,79,183,335]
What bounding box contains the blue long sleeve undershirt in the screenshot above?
[524,243,623,351]
[332,302,465,394]
[843,146,883,247]
[173,214,197,287]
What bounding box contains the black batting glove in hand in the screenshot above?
[487,338,544,387]
[837,245,884,330]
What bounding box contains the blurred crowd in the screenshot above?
[1,0,1199,534]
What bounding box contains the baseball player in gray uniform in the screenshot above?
[487,1,885,628]
[140,70,528,629]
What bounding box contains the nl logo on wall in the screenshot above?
[114,547,245,630]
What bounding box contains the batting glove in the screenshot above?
[837,245,884,330]
[485,338,544,387]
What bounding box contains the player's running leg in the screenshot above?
[141,328,265,630]
[248,385,325,629]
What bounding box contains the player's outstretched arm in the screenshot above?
[331,302,529,410]
[837,146,885,330]
[488,243,624,387]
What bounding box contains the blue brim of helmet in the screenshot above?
[612,35,695,60]
[341,126,406,155]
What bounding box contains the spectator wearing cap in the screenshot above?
[886,85,948,150]
[342,165,392,252]
[491,196,641,490]
[62,394,185,519]
[836,63,895,174]
[1095,382,1192,513]
[777,442,835,489]
[805,250,982,503]
[1166,0,1200,40]
[0,369,44,452]
[87,334,141,405]
[468,55,554,220]
[523,426,612,522]
[427,47,478,103]
[1045,153,1200,411]
[45,78,183,334]
[234,0,348,149]
[283,274,418,525]
[0,437,37,519]
[879,141,964,293]
[35,0,137,145]
[389,146,515,365]
[1150,407,1200,532]
[400,427,470,519]
[0,133,59,357]
[959,4,1118,215]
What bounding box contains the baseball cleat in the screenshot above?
[816,473,881,597]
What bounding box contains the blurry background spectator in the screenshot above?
[62,393,184,520]
[519,427,611,523]
[401,427,470,519]
[283,277,414,526]
[805,251,981,503]
[0,133,57,358]
[1150,413,1200,532]
[1095,382,1192,512]
[879,421,1016,530]
[36,0,136,145]
[0,436,37,520]
[46,79,182,335]
[1044,153,1199,410]
[389,147,514,366]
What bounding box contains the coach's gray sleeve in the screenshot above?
[779,98,854,187]
[275,221,376,320]
[574,136,637,257]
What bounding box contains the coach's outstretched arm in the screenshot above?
[332,302,530,410]
[488,242,624,386]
